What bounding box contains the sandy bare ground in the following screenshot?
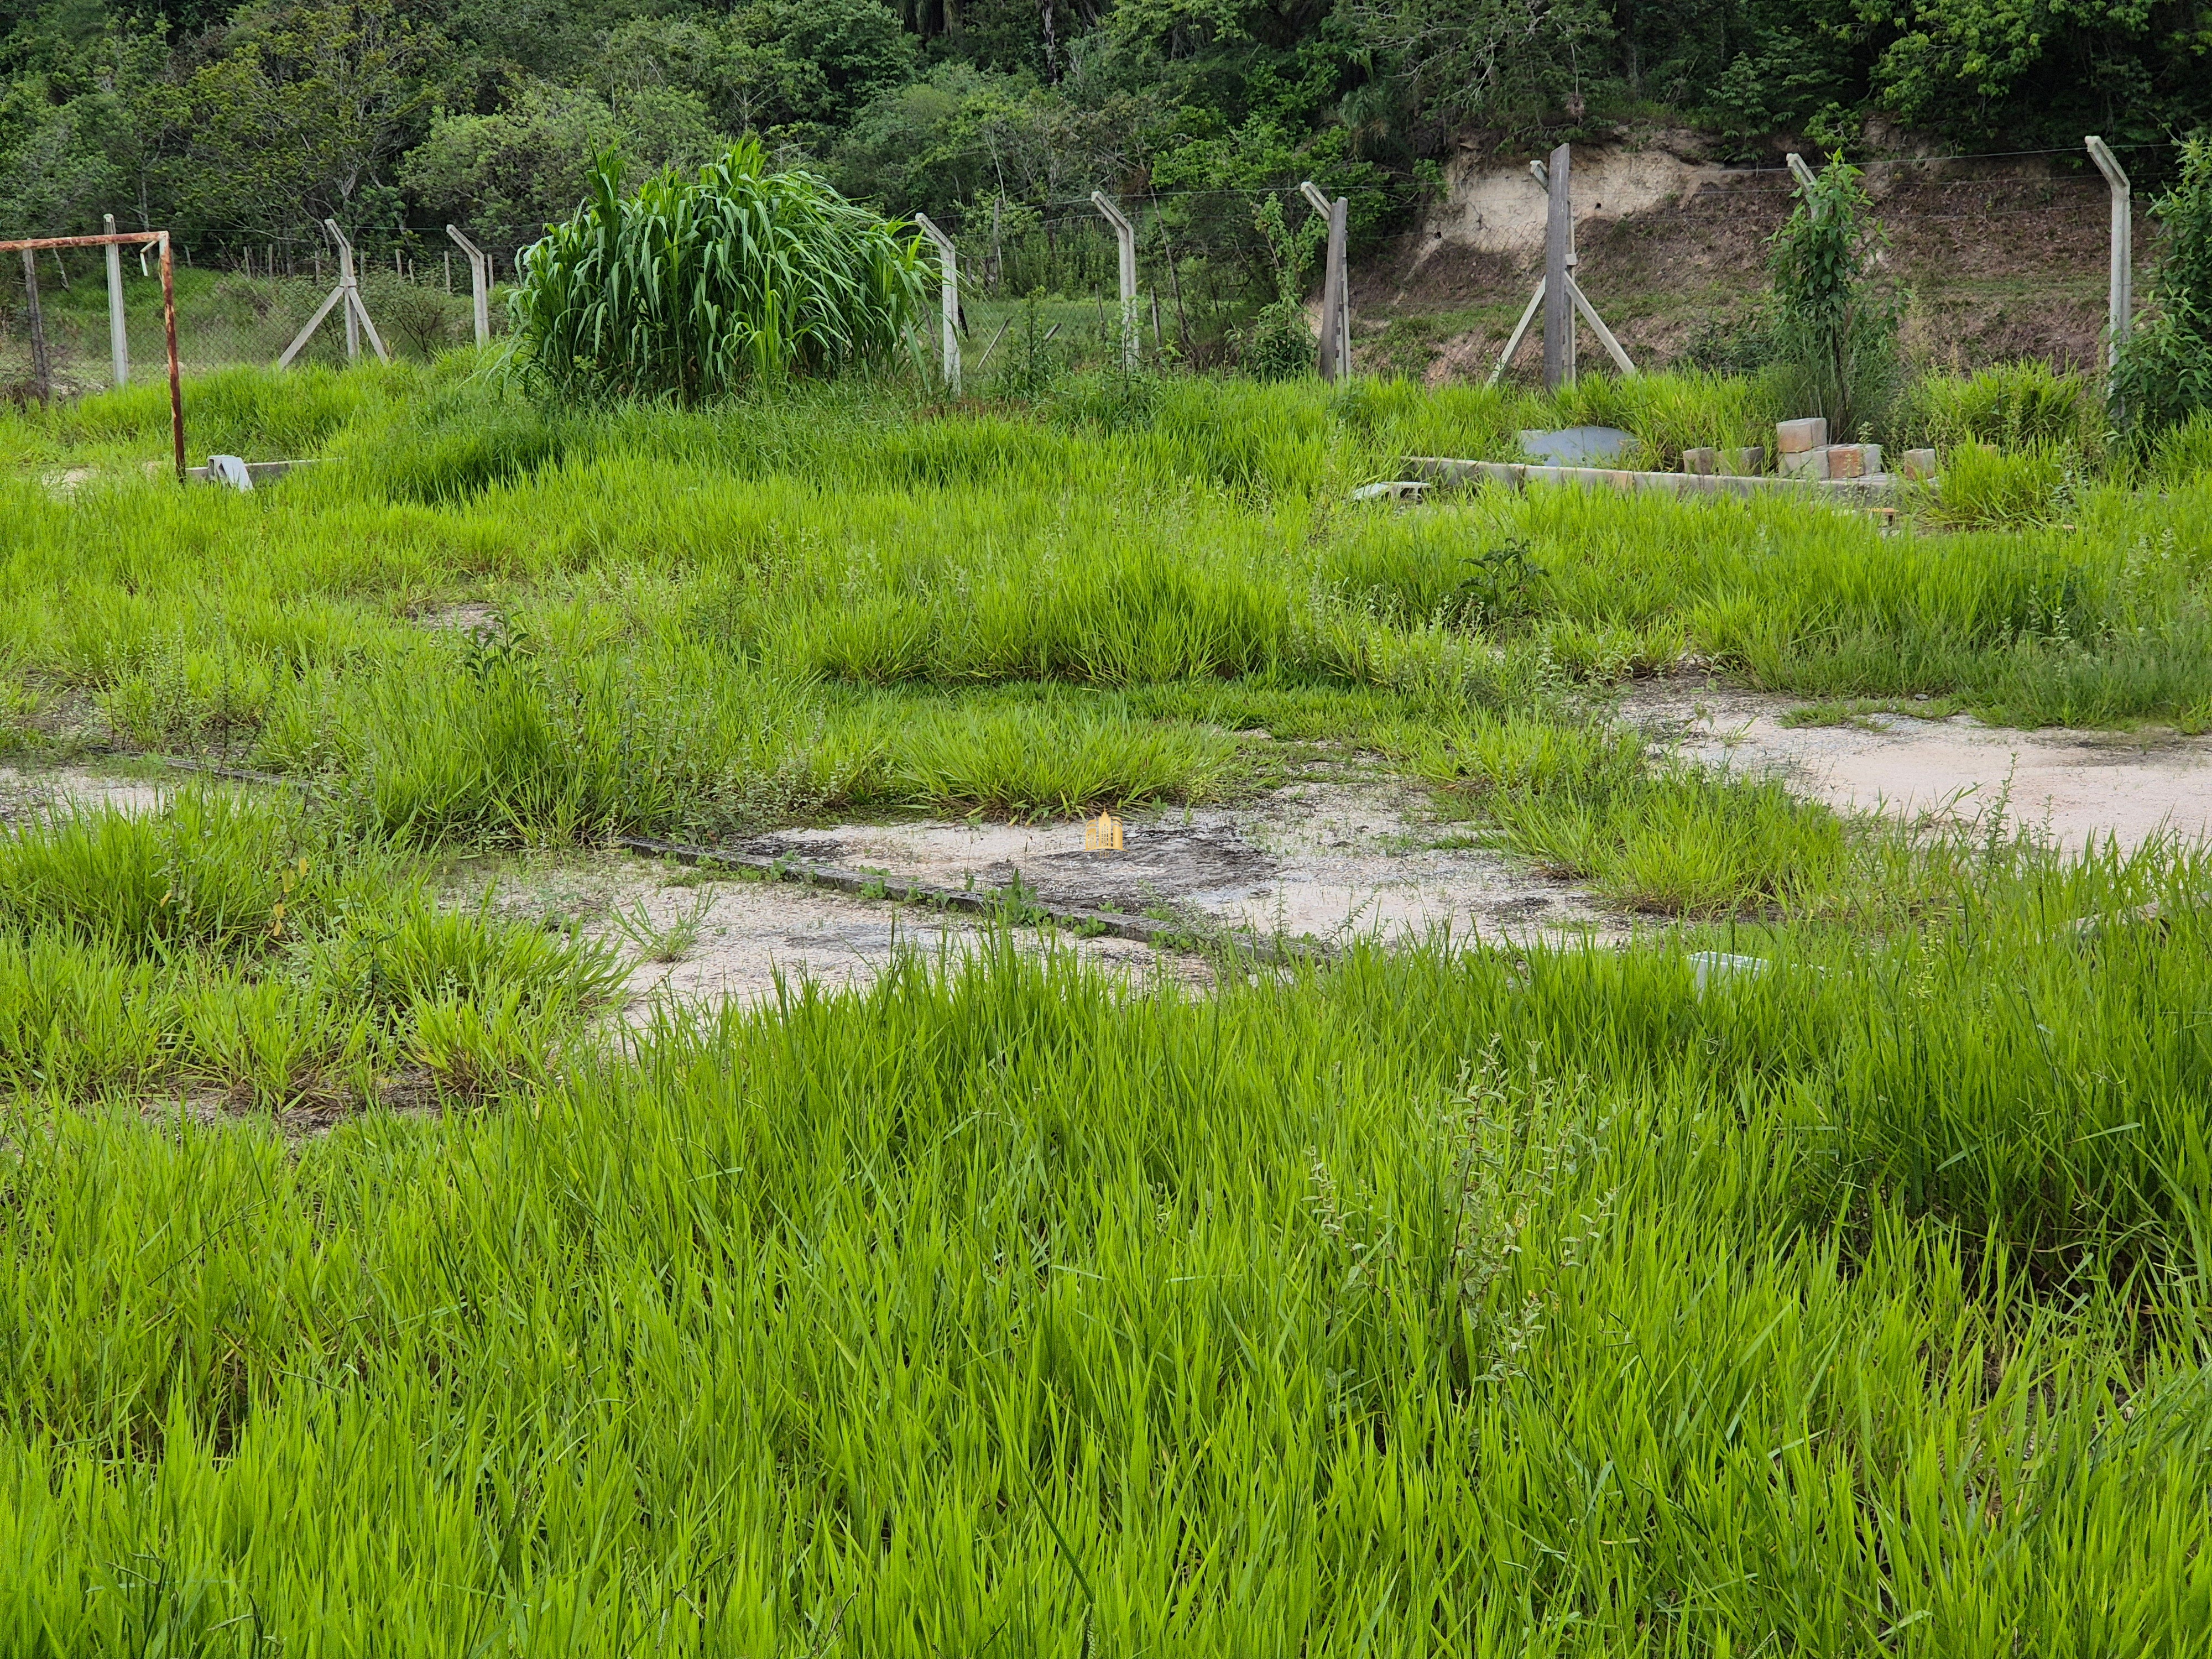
[510,776,1620,1018]
[1624,682,2212,849]
[0,761,172,820]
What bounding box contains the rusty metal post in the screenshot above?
[161,233,184,481]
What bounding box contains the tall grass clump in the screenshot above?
[509,140,927,403]
[1900,359,2089,457]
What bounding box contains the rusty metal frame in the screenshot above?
[3,230,184,481]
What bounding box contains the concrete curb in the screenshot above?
[1408,455,1907,502]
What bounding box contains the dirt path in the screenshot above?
[1625,682,2212,849]
[514,776,1621,1018]
[0,762,172,820]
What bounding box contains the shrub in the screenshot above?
[509,139,928,403]
[1765,155,1902,440]
[2112,131,2212,437]
[1237,196,1318,383]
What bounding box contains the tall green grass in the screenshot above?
[509,141,928,401]
[7,366,2211,901]
[2,849,2209,1650]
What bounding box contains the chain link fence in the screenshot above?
[1,226,535,400]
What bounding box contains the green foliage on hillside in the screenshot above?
[4,0,2208,279]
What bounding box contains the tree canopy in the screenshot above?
[3,0,2206,274]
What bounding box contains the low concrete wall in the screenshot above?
[1407,455,1905,501]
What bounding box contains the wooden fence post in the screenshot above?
[1543,143,1572,390]
[103,214,129,388]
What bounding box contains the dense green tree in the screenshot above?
[401,78,726,241]
[168,0,435,231]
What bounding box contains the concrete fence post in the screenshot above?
[1298,181,1350,382]
[2085,136,2132,370]
[1542,144,1572,390]
[914,213,961,396]
[446,225,491,347]
[103,213,129,388]
[1089,191,1139,370]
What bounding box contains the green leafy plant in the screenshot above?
[1766,155,1902,440]
[1237,196,1318,383]
[508,139,928,403]
[1448,537,1548,629]
[2113,132,2212,437]
[993,289,1066,400]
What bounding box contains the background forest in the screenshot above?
[4,0,2210,279]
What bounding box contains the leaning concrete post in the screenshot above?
[2085,137,2131,369]
[1542,143,1571,390]
[1299,181,1348,382]
[1089,191,1139,370]
[1328,194,1350,374]
[914,213,961,396]
[103,213,129,387]
[446,225,491,346]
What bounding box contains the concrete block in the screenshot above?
[1778,446,1830,481]
[1827,444,1866,480]
[1775,417,1828,454]
[1900,447,1939,481]
[1723,446,1765,476]
[1861,442,1881,477]
[1681,446,1720,476]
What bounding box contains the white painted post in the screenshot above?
[446,225,491,347]
[103,213,129,388]
[913,213,961,395]
[1542,143,1571,390]
[1089,190,1139,370]
[2085,137,2131,368]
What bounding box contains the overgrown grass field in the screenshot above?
[2,358,2211,1652]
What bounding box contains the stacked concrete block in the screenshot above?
[1900,448,1939,481]
[1724,446,1766,476]
[1776,417,1828,479]
[1776,418,1827,453]
[1826,442,1882,480]
[1681,446,1720,476]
